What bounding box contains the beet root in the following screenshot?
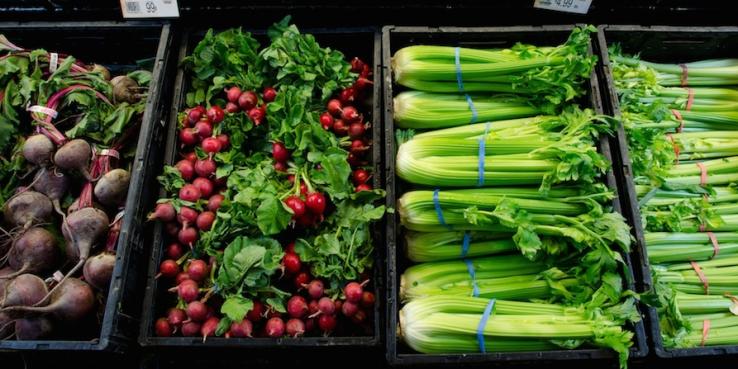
[22,134,55,167]
[0,311,12,338]
[1,274,48,308]
[0,278,94,321]
[91,64,111,81]
[3,191,53,229]
[83,252,116,290]
[0,266,14,298]
[53,139,92,180]
[111,75,143,103]
[1,227,59,279]
[32,168,70,217]
[15,316,53,340]
[62,207,110,263]
[94,168,131,207]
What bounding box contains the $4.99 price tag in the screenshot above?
[533,0,592,14]
[120,0,180,18]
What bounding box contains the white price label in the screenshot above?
[534,0,592,14]
[120,0,179,18]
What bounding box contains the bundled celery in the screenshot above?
[404,231,516,262]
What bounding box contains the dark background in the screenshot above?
[1,1,737,368]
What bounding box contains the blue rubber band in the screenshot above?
[433,188,451,230]
[461,232,472,258]
[454,47,465,92]
[476,299,497,353]
[477,123,491,187]
[465,94,478,123]
[464,258,480,297]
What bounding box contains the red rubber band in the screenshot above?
[707,231,720,259]
[672,109,685,133]
[685,88,695,111]
[699,223,707,232]
[679,63,689,87]
[696,162,708,186]
[701,319,710,346]
[690,260,709,294]
[666,134,680,163]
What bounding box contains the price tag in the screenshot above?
[120,0,179,18]
[534,0,592,14]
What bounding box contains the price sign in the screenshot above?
[534,0,592,14]
[120,0,179,18]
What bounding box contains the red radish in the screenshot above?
[361,291,376,308]
[179,128,199,146]
[188,106,205,124]
[265,317,285,338]
[318,314,336,333]
[348,122,366,139]
[319,112,334,130]
[263,87,277,102]
[179,184,202,202]
[341,106,360,122]
[339,88,356,104]
[300,181,308,195]
[272,142,290,162]
[287,296,308,318]
[195,158,216,178]
[352,169,371,185]
[176,159,195,180]
[350,139,368,154]
[166,242,184,260]
[282,253,301,274]
[193,178,214,199]
[327,99,342,116]
[178,227,198,246]
[304,318,315,333]
[341,301,358,317]
[296,212,315,227]
[178,206,198,225]
[159,259,179,278]
[187,259,209,282]
[305,192,326,215]
[334,300,342,312]
[216,134,230,150]
[225,102,239,113]
[155,318,172,337]
[175,272,190,284]
[344,282,364,303]
[167,307,187,327]
[186,300,208,322]
[207,194,225,212]
[201,317,220,341]
[202,137,222,154]
[228,319,253,338]
[355,184,372,192]
[284,196,306,217]
[285,242,296,254]
[350,57,366,73]
[273,161,287,172]
[196,211,216,231]
[238,91,258,110]
[351,309,367,324]
[207,106,225,123]
[332,119,348,136]
[177,279,199,302]
[165,222,180,237]
[247,301,265,322]
[318,297,335,315]
[294,272,310,290]
[307,280,324,299]
[226,86,242,102]
[194,120,213,138]
[360,64,371,78]
[348,152,365,167]
[308,300,320,315]
[287,174,296,184]
[149,203,176,222]
[354,77,373,90]
[286,318,305,337]
[248,107,265,125]
[181,321,201,337]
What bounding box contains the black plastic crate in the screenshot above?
[382,25,648,366]
[0,21,176,352]
[138,26,385,350]
[597,24,738,359]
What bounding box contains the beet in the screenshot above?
[22,134,55,166]
[53,139,92,180]
[0,312,12,338]
[3,191,53,228]
[15,316,53,340]
[91,64,111,80]
[63,207,109,263]
[1,278,94,321]
[94,168,131,206]
[1,274,48,308]
[83,252,116,290]
[32,168,70,217]
[0,267,13,296]
[111,75,143,103]
[3,227,59,279]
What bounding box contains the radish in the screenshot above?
[195,158,216,178]
[179,184,202,202]
[0,274,48,308]
[201,316,220,341]
[351,309,367,324]
[319,112,334,130]
[14,316,53,340]
[179,127,200,146]
[248,107,264,125]
[159,259,179,278]
[327,99,342,116]
[214,176,227,188]
[166,243,184,259]
[148,203,176,222]
[216,134,230,150]
[183,151,197,163]
[225,102,239,113]
[94,168,131,206]
[348,122,366,139]
[194,121,212,139]
[168,307,186,326]
[305,192,326,215]
[31,168,69,217]
[262,87,277,102]
[3,191,53,229]
[177,206,198,225]
[294,272,310,290]
[175,272,190,284]
[341,106,360,122]
[111,75,143,103]
[273,162,286,172]
[265,317,285,338]
[247,300,265,322]
[178,280,200,303]
[355,183,372,192]
[1,278,95,321]
[347,152,365,167]
[299,181,308,195]
[181,321,201,337]
[207,194,225,212]
[284,195,305,217]
[350,57,365,73]
[339,88,355,104]
[186,259,209,282]
[332,119,348,136]
[285,242,296,254]
[22,134,55,166]
[352,169,371,185]
[53,139,92,179]
[176,159,195,181]
[361,291,375,308]
[155,317,172,337]
[282,253,301,274]
[350,139,368,155]
[226,86,242,103]
[344,282,363,303]
[307,280,324,299]
[296,212,315,227]
[318,314,336,333]
[192,177,214,198]
[304,318,315,333]
[318,297,335,315]
[187,107,204,124]
[228,319,253,337]
[207,106,225,124]
[196,211,215,231]
[272,142,289,163]
[354,77,373,90]
[201,137,222,155]
[178,226,198,246]
[3,227,59,279]
[285,318,305,337]
[341,301,358,317]
[238,91,258,111]
[308,299,319,315]
[165,222,180,237]
[287,295,308,318]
